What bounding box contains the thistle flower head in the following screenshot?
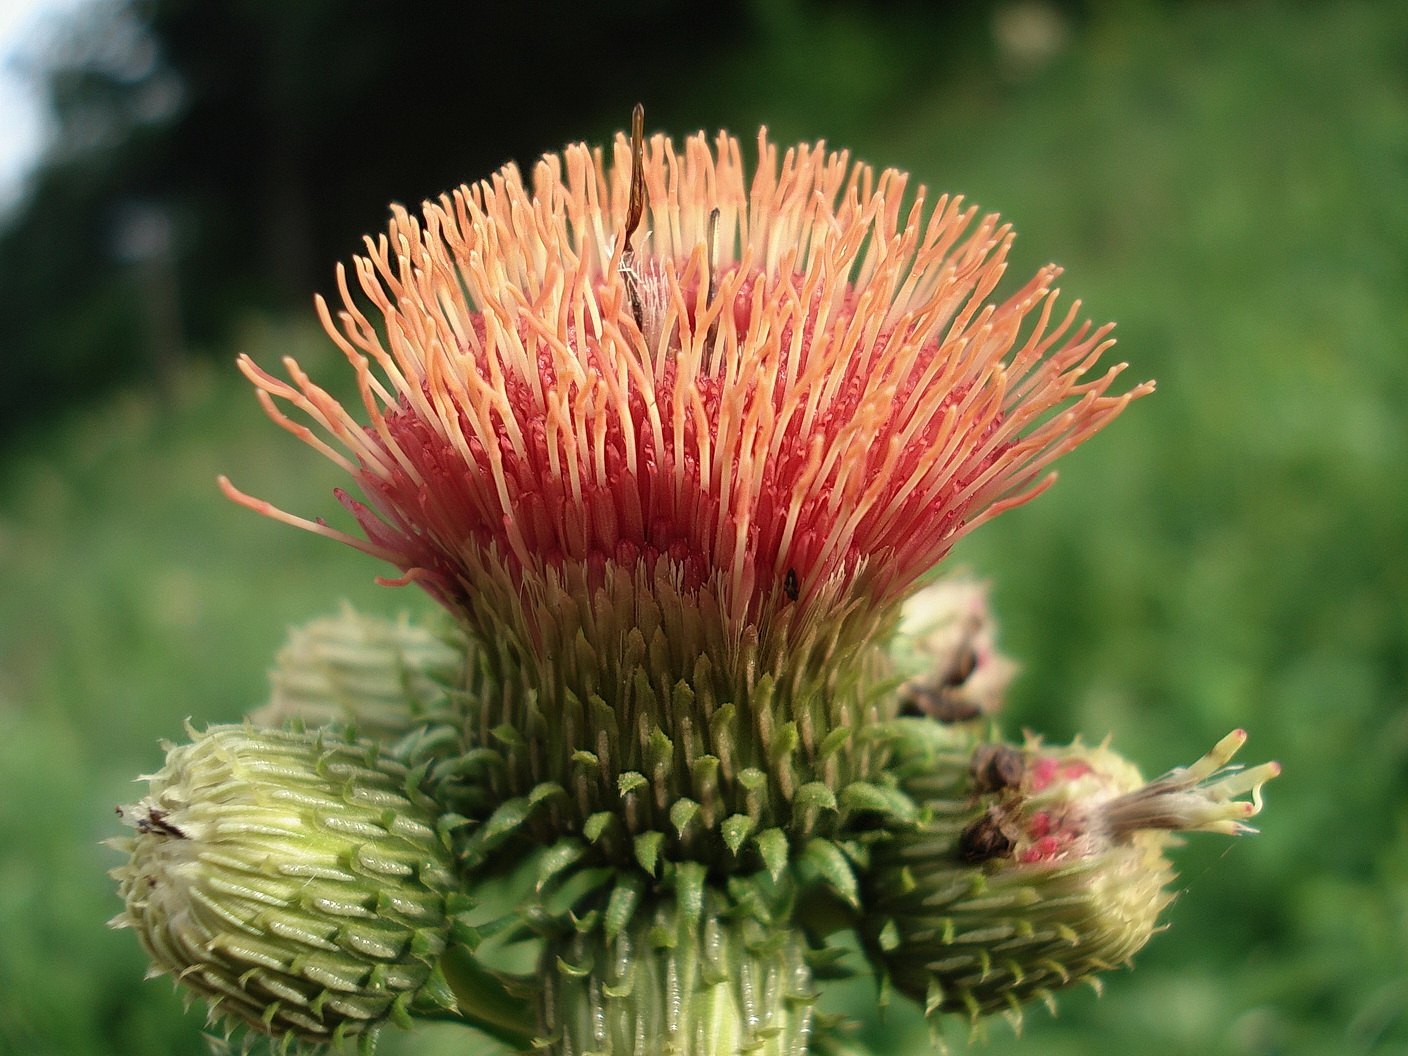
[109,115,1279,1053]
[223,118,1150,671]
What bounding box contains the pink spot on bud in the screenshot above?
[1030,757,1060,792]
[1029,757,1092,792]
[1020,835,1065,864]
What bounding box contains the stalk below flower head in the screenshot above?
[221,110,1152,676]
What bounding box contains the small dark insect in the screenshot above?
[958,807,1014,863]
[621,103,647,334]
[135,806,188,840]
[969,743,1025,796]
[898,684,982,723]
[783,568,800,601]
[702,206,722,374]
[943,643,979,687]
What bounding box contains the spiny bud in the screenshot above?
[248,607,466,745]
[542,880,816,1056]
[864,721,1278,1023]
[108,724,462,1049]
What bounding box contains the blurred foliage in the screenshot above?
[0,0,753,441]
[1,0,1407,1054]
[0,0,983,446]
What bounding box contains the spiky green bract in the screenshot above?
[109,725,463,1051]
[248,607,467,747]
[445,564,902,880]
[540,877,816,1056]
[861,719,1277,1025]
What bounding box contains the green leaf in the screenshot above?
[604,875,644,940]
[443,890,475,916]
[722,813,755,855]
[673,860,707,927]
[794,782,837,812]
[634,831,664,875]
[583,811,614,843]
[490,723,525,748]
[818,726,853,761]
[409,961,458,1015]
[737,767,768,791]
[529,781,567,806]
[475,797,531,851]
[648,727,674,770]
[840,781,917,822]
[669,797,700,836]
[388,990,414,1029]
[755,828,790,881]
[556,955,593,978]
[671,681,696,721]
[770,721,800,759]
[691,754,720,786]
[925,978,946,1016]
[878,917,901,951]
[536,838,586,889]
[709,703,737,742]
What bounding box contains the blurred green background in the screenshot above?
[1,0,1405,1053]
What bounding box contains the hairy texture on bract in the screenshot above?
[223,128,1151,631]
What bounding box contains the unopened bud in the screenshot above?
[248,607,465,744]
[865,720,1278,1022]
[109,724,460,1048]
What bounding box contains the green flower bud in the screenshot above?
[864,721,1278,1023]
[109,724,461,1048]
[248,607,466,745]
[542,881,816,1056]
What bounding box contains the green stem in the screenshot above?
[436,945,537,1050]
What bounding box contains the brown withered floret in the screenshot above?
[959,806,1016,862]
[969,743,1026,796]
[899,683,983,723]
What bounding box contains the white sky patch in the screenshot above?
[0,0,93,210]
